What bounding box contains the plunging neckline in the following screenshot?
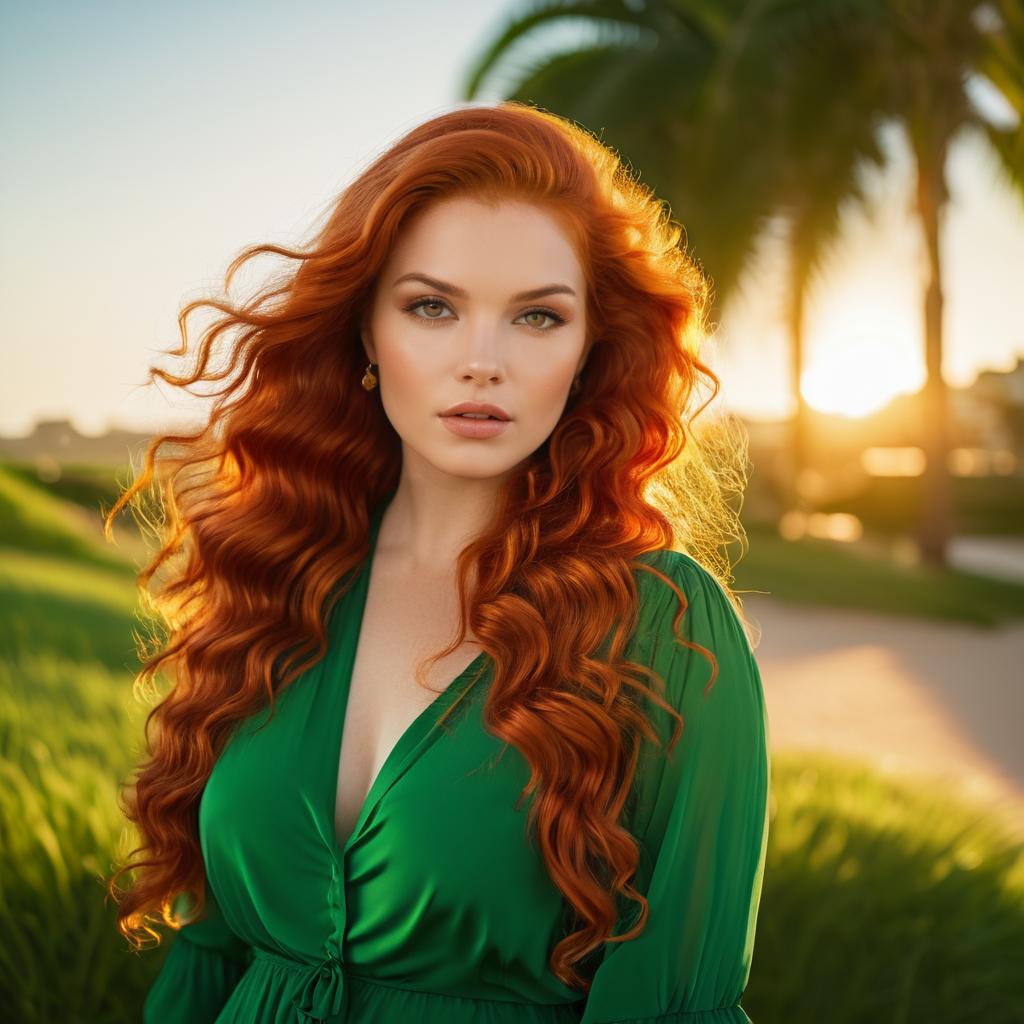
[325,490,488,860]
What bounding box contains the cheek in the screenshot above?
[383,347,430,395]
[375,316,436,391]
[523,355,577,401]
[512,362,577,432]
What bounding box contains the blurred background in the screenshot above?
[2,1,1023,1021]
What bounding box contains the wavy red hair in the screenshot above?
[104,100,751,994]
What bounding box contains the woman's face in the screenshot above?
[361,196,589,483]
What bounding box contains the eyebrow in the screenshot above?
[392,272,577,302]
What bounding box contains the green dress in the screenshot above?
[142,491,770,1024]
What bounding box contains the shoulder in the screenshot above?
[631,548,757,670]
[634,548,745,628]
[634,547,716,594]
[629,549,767,752]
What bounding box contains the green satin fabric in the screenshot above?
[142,491,770,1023]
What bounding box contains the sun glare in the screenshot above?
[802,331,920,418]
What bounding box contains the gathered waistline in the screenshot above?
[249,945,584,1010]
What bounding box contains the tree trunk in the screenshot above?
[786,256,812,519]
[914,150,951,568]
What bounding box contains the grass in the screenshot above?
[0,549,140,672]
[749,752,1024,1023]
[731,521,1024,626]
[818,472,1024,537]
[0,463,132,574]
[0,569,155,1022]
[0,661,149,1022]
[1,460,127,523]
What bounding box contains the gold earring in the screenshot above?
[362,361,378,391]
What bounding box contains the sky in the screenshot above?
[2,0,1023,437]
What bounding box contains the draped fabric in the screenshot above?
[142,492,770,1023]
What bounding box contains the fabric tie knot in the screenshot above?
[291,952,348,1023]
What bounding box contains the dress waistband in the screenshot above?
[249,945,584,1023]
[252,945,347,1023]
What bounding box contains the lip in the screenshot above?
[439,414,512,439]
[439,401,511,420]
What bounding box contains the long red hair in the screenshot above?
[104,100,751,994]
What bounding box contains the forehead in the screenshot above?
[384,197,584,291]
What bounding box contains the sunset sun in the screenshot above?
[802,330,921,418]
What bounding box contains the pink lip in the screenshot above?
[440,401,511,420]
[439,414,512,439]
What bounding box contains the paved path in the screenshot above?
[949,535,1024,584]
[744,595,1024,840]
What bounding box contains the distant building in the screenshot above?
[953,356,1024,455]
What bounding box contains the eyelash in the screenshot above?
[401,296,568,332]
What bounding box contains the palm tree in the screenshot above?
[738,10,896,517]
[868,0,1024,564]
[462,0,1024,568]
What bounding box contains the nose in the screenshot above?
[457,330,505,385]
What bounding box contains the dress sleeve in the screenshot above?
[142,885,252,1023]
[578,551,771,1024]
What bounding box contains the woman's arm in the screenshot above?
[578,551,771,1023]
[142,885,252,1023]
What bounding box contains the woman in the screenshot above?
[106,101,770,1023]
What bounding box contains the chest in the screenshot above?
[333,559,483,849]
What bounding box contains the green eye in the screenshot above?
[519,309,566,330]
[402,297,567,332]
[405,298,452,320]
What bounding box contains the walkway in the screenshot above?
[745,594,1024,839]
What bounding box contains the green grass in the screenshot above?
[732,522,1024,626]
[0,655,150,1022]
[0,549,140,672]
[1,460,128,520]
[0,465,162,1022]
[748,752,1024,1023]
[0,567,156,1022]
[817,472,1024,537]
[0,463,132,574]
